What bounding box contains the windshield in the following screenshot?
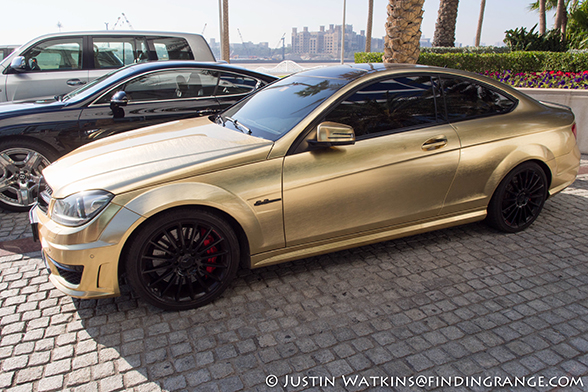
[61,66,135,102]
[219,75,347,141]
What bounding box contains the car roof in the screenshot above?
[118,61,277,81]
[24,31,205,39]
[296,63,443,81]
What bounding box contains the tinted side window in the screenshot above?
[325,75,441,138]
[93,37,149,68]
[21,38,83,72]
[440,77,516,121]
[95,69,220,104]
[216,73,260,96]
[149,37,194,60]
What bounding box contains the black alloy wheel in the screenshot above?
[125,209,239,311]
[486,162,548,233]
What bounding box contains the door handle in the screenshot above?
[422,136,448,151]
[67,79,87,86]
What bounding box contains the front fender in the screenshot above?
[121,182,266,253]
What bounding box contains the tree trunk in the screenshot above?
[383,0,425,64]
[475,0,486,47]
[222,0,230,63]
[555,0,566,41]
[366,0,374,52]
[539,0,546,35]
[433,0,460,47]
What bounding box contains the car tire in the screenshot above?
[0,139,57,212]
[125,208,240,311]
[486,161,548,233]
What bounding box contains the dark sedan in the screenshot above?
[0,61,276,210]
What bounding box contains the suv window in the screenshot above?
[440,76,517,121]
[93,37,149,68]
[150,37,194,60]
[325,75,442,138]
[21,38,83,71]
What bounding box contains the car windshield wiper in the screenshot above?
[225,116,251,134]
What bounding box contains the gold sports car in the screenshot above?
[31,63,581,310]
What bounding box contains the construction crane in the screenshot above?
[112,13,134,30]
[237,28,250,56]
[276,33,286,61]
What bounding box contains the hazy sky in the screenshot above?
[2,0,555,48]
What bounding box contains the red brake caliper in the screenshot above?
[201,229,217,274]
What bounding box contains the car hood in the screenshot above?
[43,117,274,198]
[0,99,63,118]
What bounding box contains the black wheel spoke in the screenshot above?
[160,275,177,297]
[198,238,225,255]
[164,229,179,251]
[201,262,227,269]
[149,240,173,255]
[192,227,212,252]
[188,276,197,300]
[142,263,174,274]
[201,268,221,282]
[148,269,175,287]
[178,224,187,249]
[193,272,211,293]
[175,275,185,302]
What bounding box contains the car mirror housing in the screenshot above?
[110,91,129,107]
[9,56,26,73]
[314,121,355,146]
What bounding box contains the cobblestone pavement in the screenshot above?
[1,174,588,391]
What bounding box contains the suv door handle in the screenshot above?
[67,79,87,86]
[422,136,448,151]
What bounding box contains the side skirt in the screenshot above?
[250,209,487,268]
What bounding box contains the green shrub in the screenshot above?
[354,51,588,73]
[354,52,383,63]
[504,25,566,52]
[420,46,511,54]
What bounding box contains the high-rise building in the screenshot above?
[292,24,383,59]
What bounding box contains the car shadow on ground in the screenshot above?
[54,175,588,390]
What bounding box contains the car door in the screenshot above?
[4,37,89,101]
[77,68,221,147]
[282,75,461,246]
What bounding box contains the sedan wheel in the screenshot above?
[0,141,55,211]
[486,162,548,233]
[125,209,240,311]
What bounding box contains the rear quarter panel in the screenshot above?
[440,95,576,215]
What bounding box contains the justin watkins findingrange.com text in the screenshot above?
[266,374,585,389]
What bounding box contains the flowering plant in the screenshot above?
[482,70,588,89]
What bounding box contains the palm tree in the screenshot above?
[383,0,425,64]
[433,0,460,47]
[555,0,567,39]
[475,0,486,46]
[529,0,573,36]
[366,0,374,52]
[539,0,546,34]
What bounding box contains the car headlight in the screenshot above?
[51,190,114,227]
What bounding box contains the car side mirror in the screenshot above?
[313,121,355,146]
[110,91,128,107]
[9,56,26,73]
